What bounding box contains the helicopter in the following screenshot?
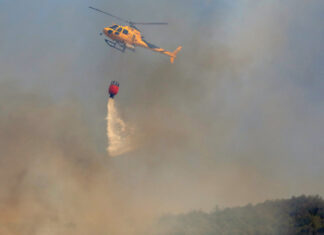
[89,6,182,63]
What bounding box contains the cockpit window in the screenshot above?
[123,29,129,35]
[117,27,122,32]
[111,25,118,29]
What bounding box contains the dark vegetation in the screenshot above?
[154,195,324,235]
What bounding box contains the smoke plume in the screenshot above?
[0,0,323,234]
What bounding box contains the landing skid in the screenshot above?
[104,39,125,52]
[104,39,135,53]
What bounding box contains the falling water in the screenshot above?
[106,98,135,157]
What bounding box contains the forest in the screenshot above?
[153,195,324,235]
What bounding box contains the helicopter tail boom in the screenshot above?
[140,39,182,63]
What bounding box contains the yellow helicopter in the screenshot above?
[89,7,182,63]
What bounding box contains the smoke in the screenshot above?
[106,98,136,156]
[0,0,323,234]
[0,84,153,235]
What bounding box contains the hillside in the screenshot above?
[154,195,324,235]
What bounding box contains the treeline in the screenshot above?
[153,195,324,235]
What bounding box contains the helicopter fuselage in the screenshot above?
[103,25,142,47]
[102,24,181,63]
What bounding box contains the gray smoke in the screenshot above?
[0,0,323,234]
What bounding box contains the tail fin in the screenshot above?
[170,46,182,64]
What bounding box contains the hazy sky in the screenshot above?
[0,0,323,234]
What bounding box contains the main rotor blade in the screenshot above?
[89,6,129,23]
[131,22,168,25]
[89,7,168,27]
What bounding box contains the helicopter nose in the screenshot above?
[103,28,113,36]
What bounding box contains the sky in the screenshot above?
[0,0,324,234]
